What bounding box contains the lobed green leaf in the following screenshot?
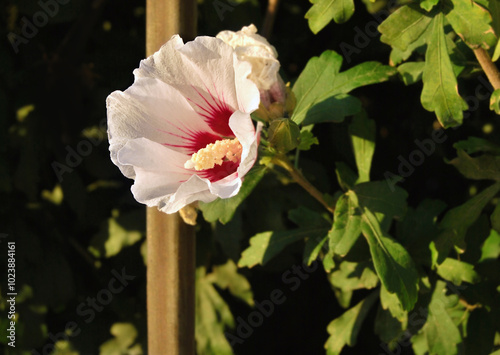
[360,207,419,311]
[421,13,468,128]
[305,0,355,34]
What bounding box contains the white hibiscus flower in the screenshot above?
[106,35,261,214]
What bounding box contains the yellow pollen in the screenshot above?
[184,138,242,171]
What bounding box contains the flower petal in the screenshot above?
[228,111,262,177]
[217,24,280,91]
[134,35,259,130]
[107,77,222,177]
[117,138,219,213]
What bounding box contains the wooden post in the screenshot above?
[146,1,197,354]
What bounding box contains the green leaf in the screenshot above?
[448,149,500,181]
[305,0,355,34]
[335,162,358,191]
[289,206,330,265]
[302,94,361,126]
[412,331,429,355]
[348,111,375,183]
[436,258,481,285]
[199,167,267,224]
[423,281,463,355]
[421,0,440,11]
[196,267,235,355]
[389,27,429,66]
[304,234,328,265]
[360,207,419,311]
[421,13,468,128]
[445,0,497,50]
[292,50,343,125]
[288,205,330,228]
[239,227,328,268]
[493,201,500,233]
[374,304,405,344]
[327,261,379,294]
[479,229,500,262]
[298,130,319,151]
[209,260,254,306]
[490,88,500,114]
[380,284,408,327]
[396,199,447,249]
[52,340,79,355]
[99,323,139,354]
[433,182,500,263]
[268,118,301,152]
[324,291,379,354]
[332,61,397,97]
[439,182,500,237]
[328,193,362,257]
[379,4,433,51]
[353,181,408,221]
[89,209,144,259]
[453,136,500,155]
[490,0,500,61]
[292,51,395,125]
[397,62,425,85]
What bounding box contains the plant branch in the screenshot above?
[274,155,334,213]
[474,48,500,91]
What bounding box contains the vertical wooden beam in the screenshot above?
[146,1,197,354]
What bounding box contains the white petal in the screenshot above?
[217,24,280,90]
[134,35,259,114]
[230,110,262,176]
[107,77,221,177]
[117,138,220,213]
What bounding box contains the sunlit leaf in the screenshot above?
[209,260,254,306]
[328,193,362,257]
[305,0,355,34]
[239,227,328,268]
[453,136,500,155]
[479,229,500,262]
[445,0,497,50]
[423,281,462,355]
[348,111,375,184]
[421,13,468,128]
[360,207,419,311]
[436,258,481,285]
[448,149,500,181]
[379,4,433,51]
[196,267,235,355]
[99,323,139,355]
[292,51,395,125]
[324,291,378,354]
[433,182,500,264]
[397,62,425,85]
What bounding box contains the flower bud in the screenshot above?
[268,118,301,153]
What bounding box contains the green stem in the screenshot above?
[273,155,334,213]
